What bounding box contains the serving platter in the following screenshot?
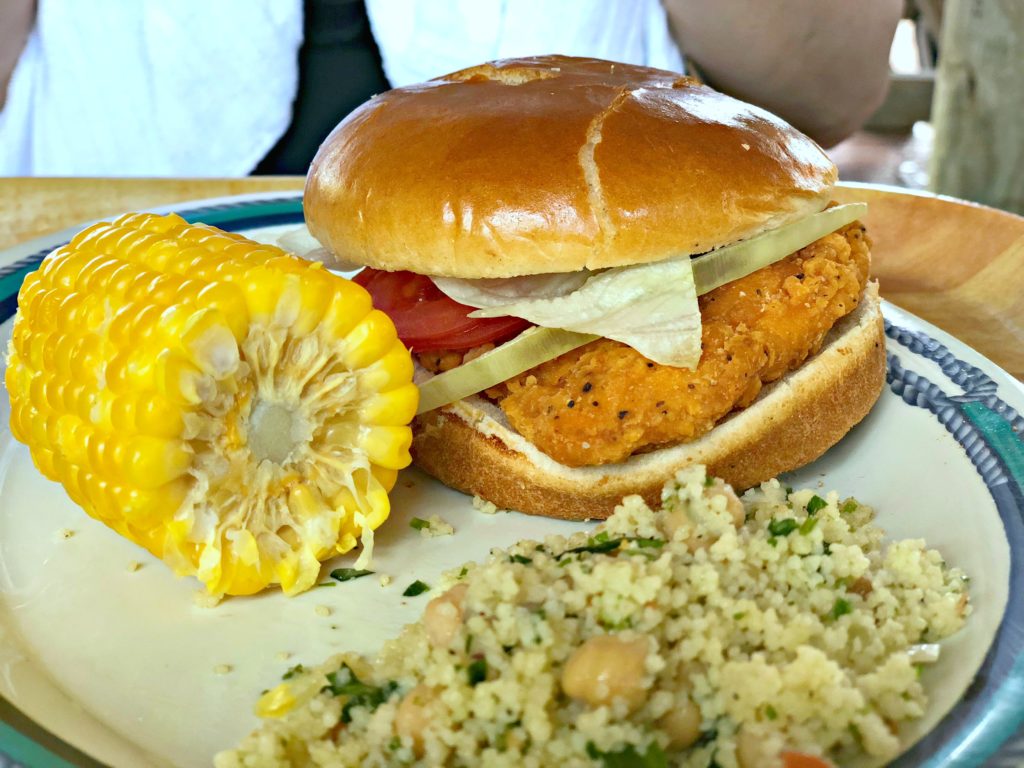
[0,192,1022,768]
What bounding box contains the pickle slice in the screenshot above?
[416,203,867,413]
[416,327,597,415]
[692,203,866,295]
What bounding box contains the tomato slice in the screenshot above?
[352,268,531,352]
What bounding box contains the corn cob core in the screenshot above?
[5,213,417,597]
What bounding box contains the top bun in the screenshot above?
[305,55,837,278]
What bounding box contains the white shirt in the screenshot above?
[365,0,684,87]
[0,0,303,176]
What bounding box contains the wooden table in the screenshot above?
[1,177,1022,380]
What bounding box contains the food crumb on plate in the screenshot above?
[472,495,500,515]
[217,466,970,768]
[126,561,141,572]
[276,651,292,662]
[56,528,74,540]
[193,591,223,609]
[379,574,392,587]
[315,605,332,617]
[213,664,232,675]
[410,514,454,538]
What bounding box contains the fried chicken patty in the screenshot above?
[419,220,870,467]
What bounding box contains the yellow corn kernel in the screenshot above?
[361,342,416,393]
[288,484,328,522]
[6,213,417,597]
[343,310,399,370]
[372,465,399,493]
[256,683,297,719]
[360,426,415,471]
[320,283,374,338]
[359,384,419,426]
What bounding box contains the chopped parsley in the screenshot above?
[330,567,374,583]
[585,741,668,768]
[768,518,799,537]
[409,517,430,531]
[467,658,488,686]
[848,723,864,746]
[828,597,853,621]
[323,664,398,722]
[806,495,828,515]
[840,499,859,515]
[510,554,533,565]
[402,580,431,597]
[598,612,635,630]
[281,663,305,680]
[557,536,624,559]
[695,727,718,747]
[704,475,715,487]
[799,517,819,535]
[764,704,778,721]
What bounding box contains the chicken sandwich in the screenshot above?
[303,55,885,519]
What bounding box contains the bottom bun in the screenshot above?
[411,283,886,521]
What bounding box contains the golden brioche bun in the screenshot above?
[305,55,837,278]
[411,285,885,520]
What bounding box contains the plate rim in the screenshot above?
[1,191,1022,768]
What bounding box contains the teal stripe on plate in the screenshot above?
[0,698,103,768]
[0,721,81,768]
[960,401,1024,490]
[0,267,35,307]
[182,199,303,225]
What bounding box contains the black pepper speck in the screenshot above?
[567,400,575,408]
[582,382,592,393]
[618,410,628,420]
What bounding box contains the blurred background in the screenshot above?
[0,0,1021,213]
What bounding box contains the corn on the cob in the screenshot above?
[5,212,417,597]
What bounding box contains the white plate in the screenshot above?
[1,193,1023,768]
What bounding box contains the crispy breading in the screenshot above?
[492,221,871,466]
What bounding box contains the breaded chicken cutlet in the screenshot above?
[419,219,870,467]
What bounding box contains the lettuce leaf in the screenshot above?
[433,258,701,368]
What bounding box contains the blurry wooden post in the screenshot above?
[929,0,1024,213]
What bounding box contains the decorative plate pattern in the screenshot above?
[882,322,1024,768]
